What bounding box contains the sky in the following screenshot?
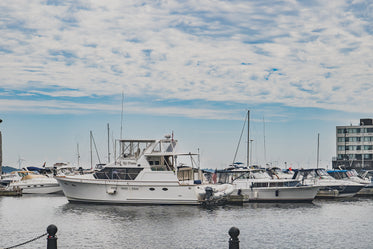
[0,0,372,170]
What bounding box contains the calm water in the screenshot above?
[0,195,372,249]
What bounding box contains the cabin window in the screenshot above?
[162,188,168,191]
[148,155,175,171]
[94,168,143,180]
[149,188,155,191]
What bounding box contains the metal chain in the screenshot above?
[3,232,48,249]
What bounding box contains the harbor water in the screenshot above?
[1,195,372,249]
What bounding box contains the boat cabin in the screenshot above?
[292,168,335,181]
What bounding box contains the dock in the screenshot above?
[0,186,22,196]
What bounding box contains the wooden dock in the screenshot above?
[0,186,22,196]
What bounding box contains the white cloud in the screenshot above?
[0,0,372,116]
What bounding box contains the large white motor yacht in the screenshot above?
[56,136,233,205]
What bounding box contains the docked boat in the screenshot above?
[6,170,62,194]
[217,110,318,203]
[292,168,365,198]
[55,136,234,205]
[216,168,320,203]
[327,169,373,196]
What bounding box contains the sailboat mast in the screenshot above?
[317,133,320,169]
[90,131,93,169]
[77,143,80,167]
[247,110,250,168]
[107,123,110,163]
[120,92,124,140]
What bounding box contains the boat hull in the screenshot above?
[56,176,212,205]
[9,179,62,194]
[316,184,365,198]
[355,186,373,196]
[231,185,319,203]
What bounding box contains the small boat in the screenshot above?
[292,168,365,198]
[6,170,62,194]
[56,135,233,205]
[327,169,373,196]
[216,167,320,203]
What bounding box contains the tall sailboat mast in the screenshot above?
[317,133,320,169]
[107,123,110,163]
[247,110,250,168]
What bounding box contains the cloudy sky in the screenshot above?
[0,0,372,169]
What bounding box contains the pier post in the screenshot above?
[47,224,58,249]
[228,227,240,249]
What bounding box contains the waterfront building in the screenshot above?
[333,118,373,170]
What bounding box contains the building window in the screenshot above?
[348,128,360,133]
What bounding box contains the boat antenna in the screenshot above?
[120,92,124,140]
[232,111,248,167]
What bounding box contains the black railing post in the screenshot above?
[47,224,58,249]
[228,227,240,249]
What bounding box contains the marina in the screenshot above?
[1,194,372,248]
[1,0,373,247]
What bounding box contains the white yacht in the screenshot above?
[55,136,233,205]
[217,168,320,203]
[292,168,365,198]
[6,170,62,194]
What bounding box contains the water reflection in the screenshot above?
[59,202,213,222]
[1,196,372,249]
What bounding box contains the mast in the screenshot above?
[263,116,267,167]
[107,123,110,163]
[120,92,124,140]
[247,110,250,168]
[77,143,80,167]
[317,133,320,169]
[90,131,93,169]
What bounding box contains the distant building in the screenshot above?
[333,118,373,170]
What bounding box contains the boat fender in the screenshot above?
[275,189,279,197]
[107,188,117,195]
[205,186,214,200]
[237,189,242,196]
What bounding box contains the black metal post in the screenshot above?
[228,227,240,249]
[47,224,58,249]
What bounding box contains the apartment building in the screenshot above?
[333,118,373,170]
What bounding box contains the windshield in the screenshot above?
[316,169,334,179]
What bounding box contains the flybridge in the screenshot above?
[117,136,177,160]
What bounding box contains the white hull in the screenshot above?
[56,177,229,205]
[233,185,319,202]
[10,181,62,194]
[303,180,364,198]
